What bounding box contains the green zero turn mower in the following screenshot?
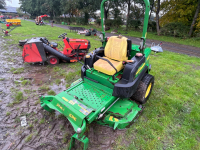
[40,0,154,149]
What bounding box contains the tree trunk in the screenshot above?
[104,7,108,20]
[188,0,200,37]
[126,0,131,30]
[149,0,155,20]
[156,0,160,35]
[104,2,110,20]
[84,12,89,24]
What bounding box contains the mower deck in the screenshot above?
[40,77,142,149]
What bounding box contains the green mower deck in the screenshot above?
[40,77,142,149]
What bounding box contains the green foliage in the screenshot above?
[95,19,101,26]
[127,19,141,30]
[148,20,157,32]
[76,17,87,25]
[19,0,62,17]
[105,19,123,27]
[160,0,200,35]
[160,22,190,38]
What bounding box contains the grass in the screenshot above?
[6,112,11,116]
[67,24,200,48]
[55,79,61,85]
[114,51,200,149]
[47,90,56,95]
[39,118,45,124]
[25,134,33,142]
[1,20,199,149]
[21,80,31,86]
[10,67,24,74]
[39,85,50,91]
[8,91,24,106]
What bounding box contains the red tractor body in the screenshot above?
[20,33,90,65]
[63,38,90,57]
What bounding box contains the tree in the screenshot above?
[189,0,200,37]
[156,0,160,35]
[60,0,79,17]
[74,0,101,24]
[43,0,62,17]
[0,0,5,9]
[124,0,134,30]
[160,0,200,37]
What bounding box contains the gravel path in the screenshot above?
[28,20,200,57]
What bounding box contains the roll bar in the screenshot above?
[100,0,150,49]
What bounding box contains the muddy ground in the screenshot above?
[0,35,126,150]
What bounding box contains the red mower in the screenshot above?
[20,33,90,65]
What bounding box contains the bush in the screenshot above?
[113,18,123,28]
[148,20,156,32]
[105,19,123,27]
[105,19,113,27]
[127,19,141,30]
[42,17,76,24]
[76,17,87,25]
[160,22,189,38]
[95,19,101,26]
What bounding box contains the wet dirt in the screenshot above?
[0,37,124,150]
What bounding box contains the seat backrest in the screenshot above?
[104,36,128,61]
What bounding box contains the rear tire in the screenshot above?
[131,73,154,104]
[48,55,59,65]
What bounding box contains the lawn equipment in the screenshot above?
[21,33,90,65]
[6,19,21,26]
[151,42,163,53]
[40,0,153,149]
[85,28,97,36]
[35,14,49,25]
[2,25,20,36]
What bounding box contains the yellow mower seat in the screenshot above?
[94,36,128,75]
[94,57,124,75]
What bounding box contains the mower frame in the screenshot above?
[40,0,153,150]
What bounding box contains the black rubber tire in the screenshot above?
[47,55,59,65]
[131,73,154,104]
[19,40,27,46]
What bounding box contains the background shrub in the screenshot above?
[127,19,141,30]
[160,22,189,38]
